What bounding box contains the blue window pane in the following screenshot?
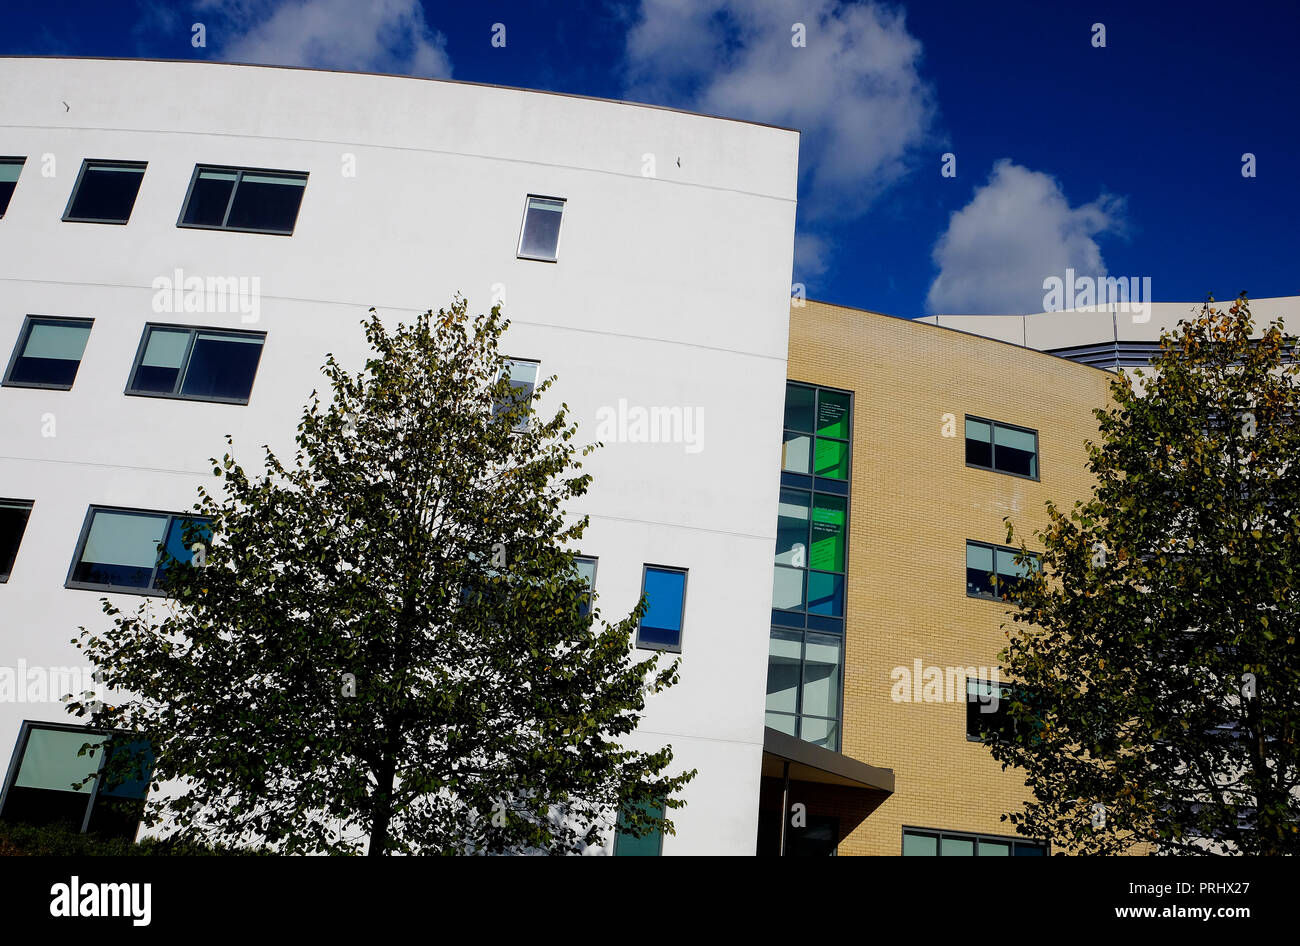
[155,517,211,590]
[807,571,844,616]
[182,169,236,226]
[180,333,264,401]
[639,568,685,648]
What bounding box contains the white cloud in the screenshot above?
[192,0,452,77]
[623,0,937,274]
[925,160,1125,315]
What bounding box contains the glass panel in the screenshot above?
[781,431,811,474]
[979,839,1011,856]
[801,632,841,719]
[810,494,846,572]
[1014,842,1046,856]
[14,728,102,793]
[965,417,993,467]
[502,360,539,431]
[941,836,976,856]
[66,163,145,222]
[613,801,662,856]
[775,488,810,567]
[813,437,849,479]
[180,332,263,400]
[0,500,33,580]
[994,424,1037,477]
[902,831,938,856]
[575,556,597,616]
[155,517,211,590]
[771,565,804,611]
[639,568,685,647]
[966,543,995,597]
[799,716,838,749]
[783,384,815,432]
[132,328,190,393]
[8,320,92,387]
[73,510,168,588]
[182,168,238,227]
[766,628,802,714]
[519,197,564,260]
[226,171,307,233]
[0,159,23,183]
[815,390,850,439]
[765,712,798,737]
[806,571,844,617]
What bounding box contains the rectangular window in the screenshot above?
[178,165,308,235]
[126,324,265,404]
[966,540,1038,601]
[0,721,152,839]
[902,828,1046,856]
[62,160,146,224]
[495,359,539,431]
[575,555,597,617]
[517,195,565,261]
[966,416,1038,479]
[636,565,687,651]
[613,800,663,856]
[966,678,1016,743]
[67,506,211,595]
[0,499,34,582]
[4,316,93,390]
[0,156,25,217]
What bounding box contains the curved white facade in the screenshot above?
[0,57,799,854]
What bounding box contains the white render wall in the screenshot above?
[0,57,800,854]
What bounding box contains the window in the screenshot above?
[575,555,598,617]
[62,160,146,224]
[126,324,265,403]
[770,382,852,750]
[178,165,308,235]
[494,359,539,431]
[636,565,687,651]
[3,316,93,390]
[903,827,1046,856]
[966,678,1016,743]
[966,540,1038,601]
[517,196,565,261]
[0,499,34,581]
[966,416,1038,478]
[0,721,152,839]
[613,800,663,856]
[0,156,25,217]
[67,506,211,595]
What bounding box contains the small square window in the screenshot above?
[966,415,1038,479]
[636,565,687,651]
[0,499,34,582]
[575,555,598,617]
[62,161,146,224]
[4,316,93,390]
[67,507,211,595]
[966,540,1039,601]
[126,325,265,404]
[178,166,308,235]
[613,800,663,856]
[517,196,565,261]
[0,157,25,217]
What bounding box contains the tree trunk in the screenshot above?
[368,752,398,856]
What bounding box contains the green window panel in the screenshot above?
[613,801,663,856]
[816,389,851,439]
[810,494,846,572]
[814,437,849,479]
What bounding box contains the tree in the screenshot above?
[988,293,1300,855]
[70,297,694,855]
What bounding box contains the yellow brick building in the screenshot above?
[758,299,1114,855]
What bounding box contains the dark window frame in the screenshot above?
[902,825,1048,856]
[0,719,151,837]
[176,164,309,236]
[0,498,35,582]
[61,159,147,225]
[124,322,266,405]
[2,315,94,391]
[498,357,540,432]
[574,554,598,616]
[516,194,566,263]
[0,155,26,218]
[635,563,688,653]
[965,414,1040,481]
[966,539,1040,602]
[65,505,211,597]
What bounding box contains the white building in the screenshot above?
[0,56,800,854]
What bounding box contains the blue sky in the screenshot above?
[7,0,1298,317]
